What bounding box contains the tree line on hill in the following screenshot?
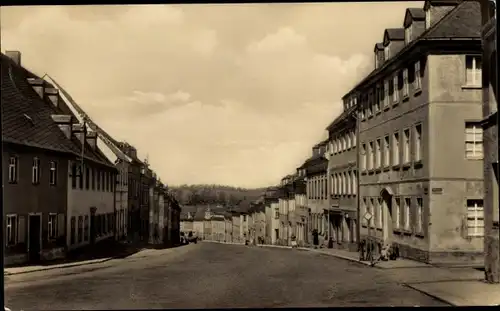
[169,184,266,207]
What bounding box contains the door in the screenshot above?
[28,215,41,263]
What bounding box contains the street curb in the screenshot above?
[201,240,246,246]
[4,257,113,276]
[403,284,455,306]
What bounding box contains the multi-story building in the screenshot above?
[139,164,153,241]
[293,168,309,246]
[326,106,359,251]
[224,212,233,242]
[210,213,226,242]
[180,211,194,234]
[169,196,181,246]
[480,0,499,283]
[304,141,329,246]
[346,1,484,265]
[2,52,75,265]
[264,187,280,245]
[231,211,242,243]
[277,176,293,246]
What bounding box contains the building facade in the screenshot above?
[326,106,359,251]
[293,169,309,246]
[304,141,329,246]
[347,0,484,265]
[480,0,499,283]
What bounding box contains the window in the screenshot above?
[393,197,401,229]
[96,170,101,190]
[6,214,17,246]
[48,213,57,240]
[347,171,351,195]
[465,122,483,159]
[91,168,95,190]
[465,55,482,87]
[403,129,411,163]
[369,198,375,227]
[375,86,381,112]
[71,163,77,188]
[416,198,423,234]
[361,198,368,227]
[78,216,83,243]
[414,61,422,91]
[425,9,431,29]
[9,156,19,183]
[405,26,412,44]
[404,198,411,230]
[392,132,400,165]
[352,171,357,195]
[384,45,390,60]
[366,91,373,117]
[467,200,484,237]
[403,69,409,97]
[342,136,347,151]
[384,80,390,109]
[77,165,83,189]
[351,131,356,147]
[383,135,390,167]
[375,138,382,169]
[32,157,40,184]
[377,198,383,228]
[49,161,57,185]
[414,124,422,161]
[346,133,352,149]
[368,141,374,170]
[70,216,76,244]
[392,75,399,103]
[361,143,367,171]
[84,166,90,189]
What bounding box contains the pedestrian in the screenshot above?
[291,234,297,248]
[312,229,319,249]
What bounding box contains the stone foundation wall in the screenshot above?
[40,247,66,261]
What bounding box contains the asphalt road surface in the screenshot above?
[5,242,448,309]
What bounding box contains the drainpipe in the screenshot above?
[355,100,361,246]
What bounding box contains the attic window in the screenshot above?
[23,113,34,125]
[384,46,390,60]
[405,26,412,44]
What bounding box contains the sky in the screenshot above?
[1,2,423,188]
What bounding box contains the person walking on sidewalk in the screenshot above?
[312,229,319,249]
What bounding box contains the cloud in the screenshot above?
[1,2,423,187]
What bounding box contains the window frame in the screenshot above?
[6,214,18,246]
[403,128,411,164]
[414,61,422,92]
[49,161,58,186]
[467,199,484,237]
[465,122,484,160]
[465,55,482,87]
[414,123,423,162]
[8,155,19,183]
[32,157,41,185]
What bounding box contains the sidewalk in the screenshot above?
[4,239,148,276]
[407,280,500,306]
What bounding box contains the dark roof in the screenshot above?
[304,156,328,175]
[1,54,79,155]
[374,43,384,51]
[385,28,405,41]
[344,1,480,99]
[326,105,356,132]
[424,1,480,38]
[407,8,425,20]
[1,54,116,169]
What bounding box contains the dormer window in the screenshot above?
[425,9,431,29]
[405,26,412,44]
[384,46,390,60]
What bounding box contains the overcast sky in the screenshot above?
[1,2,423,188]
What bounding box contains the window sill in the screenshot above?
[375,168,382,174]
[402,95,410,102]
[383,105,390,112]
[361,171,368,176]
[461,85,481,90]
[414,88,422,96]
[368,170,376,175]
[466,156,484,161]
[368,115,374,120]
[375,111,382,116]
[402,163,411,170]
[392,101,399,107]
[415,233,425,238]
[401,229,412,236]
[383,167,391,172]
[414,160,423,169]
[8,181,18,184]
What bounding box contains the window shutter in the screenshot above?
[58,213,65,237]
[18,216,26,243]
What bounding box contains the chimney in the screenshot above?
[51,115,73,139]
[27,78,45,99]
[72,123,87,145]
[45,87,59,107]
[374,43,385,69]
[5,51,21,66]
[86,131,98,149]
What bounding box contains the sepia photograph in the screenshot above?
[1,0,499,309]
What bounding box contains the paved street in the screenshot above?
[5,243,448,309]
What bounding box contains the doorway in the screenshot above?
[28,214,42,263]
